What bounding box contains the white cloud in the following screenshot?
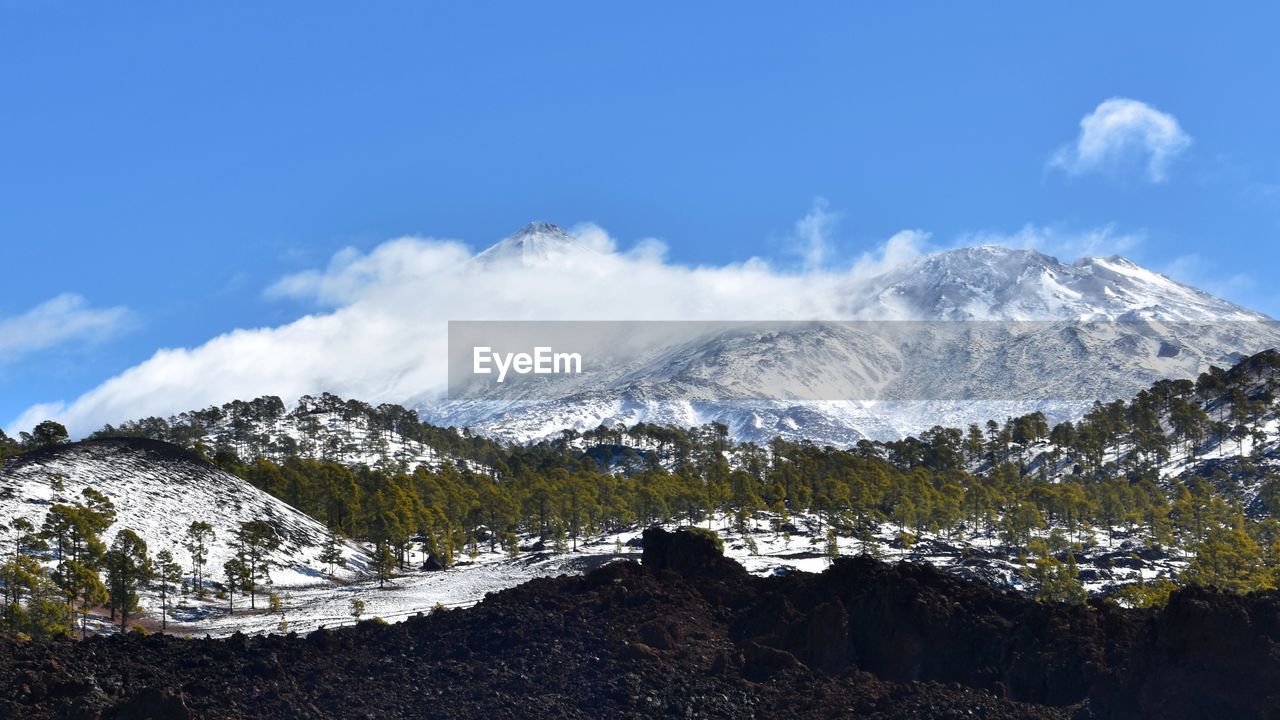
[848,229,930,279]
[1049,98,1192,183]
[565,222,617,254]
[791,198,840,269]
[17,220,918,435]
[7,217,1169,435]
[0,294,130,364]
[265,238,474,307]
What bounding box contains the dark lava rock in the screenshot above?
[106,687,192,720]
[1,528,1277,719]
[641,526,741,579]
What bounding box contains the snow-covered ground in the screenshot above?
[134,511,1184,638]
[0,438,369,591]
[152,548,625,637]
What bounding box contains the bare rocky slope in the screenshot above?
[3,528,1278,719]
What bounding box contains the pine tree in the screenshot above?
[43,498,112,581]
[825,527,840,565]
[104,529,153,632]
[154,549,183,632]
[318,530,346,579]
[1,518,44,635]
[184,521,215,597]
[1183,521,1273,593]
[965,424,986,463]
[1115,575,1178,608]
[0,428,19,460]
[373,543,396,588]
[65,561,107,638]
[40,490,114,631]
[25,420,69,449]
[1026,539,1086,604]
[559,473,600,551]
[476,479,519,553]
[232,520,280,610]
[223,556,251,614]
[23,566,72,639]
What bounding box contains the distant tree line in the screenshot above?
[87,393,505,469]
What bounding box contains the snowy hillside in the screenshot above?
[1014,349,1280,513]
[427,227,1280,445]
[0,438,368,587]
[95,393,476,473]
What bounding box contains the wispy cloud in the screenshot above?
[1161,253,1258,305]
[790,197,841,270]
[0,294,130,364]
[959,223,1145,261]
[1049,98,1192,183]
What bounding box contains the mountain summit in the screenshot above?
[845,245,1270,322]
[474,222,601,267]
[433,241,1279,445]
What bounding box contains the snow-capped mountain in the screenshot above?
[843,245,1269,322]
[474,221,603,267]
[0,438,368,587]
[426,227,1280,446]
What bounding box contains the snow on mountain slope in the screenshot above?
[843,245,1269,322]
[473,221,603,267]
[429,235,1280,446]
[0,438,368,586]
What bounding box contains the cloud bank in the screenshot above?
[7,218,1189,436]
[1050,98,1191,183]
[0,294,130,364]
[13,224,900,435]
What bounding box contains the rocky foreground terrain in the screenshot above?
[3,528,1279,719]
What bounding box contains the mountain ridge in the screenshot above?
[431,225,1280,445]
[842,244,1269,322]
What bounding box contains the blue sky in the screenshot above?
[2,2,1279,431]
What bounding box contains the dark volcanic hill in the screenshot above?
[3,528,1279,719]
